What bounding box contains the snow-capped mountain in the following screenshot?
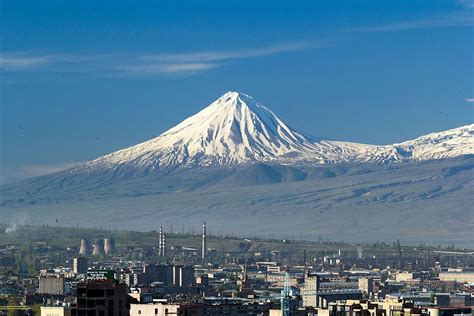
[82,91,472,172]
[85,91,376,171]
[1,91,472,243]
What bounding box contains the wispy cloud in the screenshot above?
[466,98,474,103]
[0,54,60,69]
[115,62,221,75]
[1,9,472,77]
[116,41,318,76]
[0,42,317,76]
[141,42,316,63]
[0,53,102,70]
[341,12,473,33]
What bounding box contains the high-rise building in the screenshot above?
[73,257,88,274]
[143,264,173,285]
[358,277,374,296]
[76,281,130,316]
[302,274,319,307]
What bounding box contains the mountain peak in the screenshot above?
[85,93,474,172]
[212,91,259,111]
[220,90,252,100]
[90,91,320,169]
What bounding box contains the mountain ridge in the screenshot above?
[72,91,473,175]
[0,91,472,188]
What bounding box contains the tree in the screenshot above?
[31,305,41,316]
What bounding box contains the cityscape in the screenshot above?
[1,0,473,315]
[0,223,473,315]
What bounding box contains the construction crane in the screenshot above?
[281,272,293,316]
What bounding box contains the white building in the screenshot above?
[130,303,180,316]
[40,306,71,316]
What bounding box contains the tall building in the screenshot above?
[201,222,207,261]
[76,281,130,316]
[358,277,374,296]
[143,264,173,285]
[302,274,319,307]
[73,257,88,274]
[38,274,65,295]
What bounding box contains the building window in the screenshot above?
[138,311,141,315]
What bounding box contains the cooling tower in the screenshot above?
[79,239,91,256]
[357,245,363,259]
[104,238,116,255]
[92,239,105,256]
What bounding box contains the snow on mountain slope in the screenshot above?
[392,124,474,160]
[18,91,474,179]
[85,91,377,171]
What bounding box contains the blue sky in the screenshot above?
[0,0,473,184]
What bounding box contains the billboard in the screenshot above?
[87,269,116,281]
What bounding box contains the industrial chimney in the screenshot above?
[202,222,207,261]
[158,226,166,257]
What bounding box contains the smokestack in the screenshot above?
[158,227,162,256]
[158,226,166,257]
[79,239,90,256]
[92,239,105,256]
[104,238,116,255]
[202,222,207,260]
[162,232,166,257]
